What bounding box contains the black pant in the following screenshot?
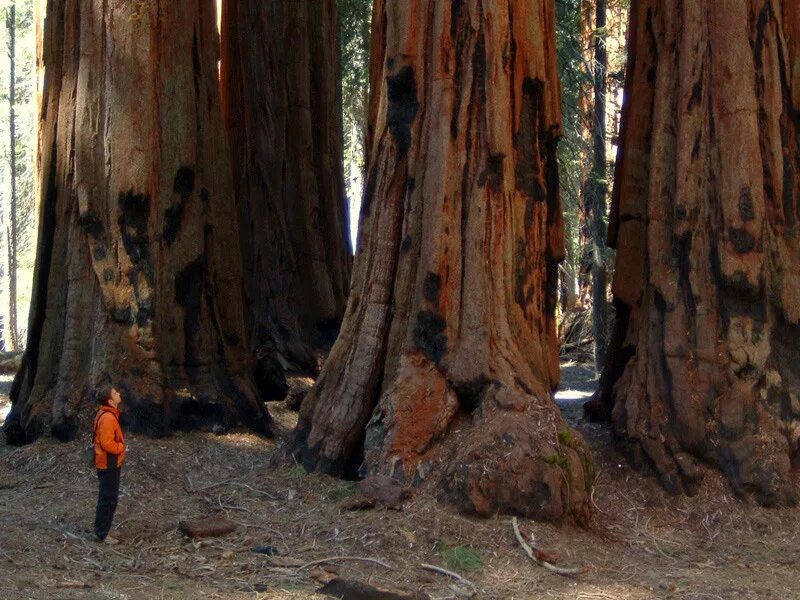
[94,467,121,540]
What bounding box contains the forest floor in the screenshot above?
[0,363,799,600]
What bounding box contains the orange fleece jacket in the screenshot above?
[93,406,125,469]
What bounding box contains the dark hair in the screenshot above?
[94,380,114,405]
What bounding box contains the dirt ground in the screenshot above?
[1,364,799,599]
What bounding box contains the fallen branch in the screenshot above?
[421,563,476,593]
[511,517,590,576]
[296,556,393,571]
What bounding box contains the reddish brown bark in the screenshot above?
[3,0,268,444]
[294,0,594,523]
[593,0,800,505]
[220,0,352,395]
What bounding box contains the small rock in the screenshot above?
[285,377,315,410]
[340,495,377,511]
[178,515,236,539]
[318,577,428,600]
[357,475,413,508]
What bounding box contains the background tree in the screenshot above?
[3,0,268,445]
[221,0,352,398]
[594,0,800,505]
[2,0,36,352]
[294,0,594,523]
[585,0,609,370]
[555,0,626,365]
[337,0,373,242]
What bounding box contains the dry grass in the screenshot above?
[0,393,798,599]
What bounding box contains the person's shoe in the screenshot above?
[103,535,120,545]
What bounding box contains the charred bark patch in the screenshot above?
[412,310,447,364]
[78,210,103,238]
[422,272,442,303]
[164,167,195,245]
[514,78,547,201]
[386,66,419,156]
[111,306,134,325]
[729,227,756,254]
[173,166,195,199]
[400,235,412,253]
[94,245,108,261]
[478,153,505,192]
[739,187,755,221]
[118,191,150,263]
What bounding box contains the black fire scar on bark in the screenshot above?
[422,272,442,303]
[413,310,447,364]
[478,154,505,192]
[78,210,104,239]
[164,167,195,246]
[386,66,420,156]
[118,191,150,263]
[515,78,547,202]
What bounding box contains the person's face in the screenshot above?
[108,388,123,409]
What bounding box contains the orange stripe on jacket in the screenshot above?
[93,405,126,469]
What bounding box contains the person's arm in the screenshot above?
[97,415,125,455]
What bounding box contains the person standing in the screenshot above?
[93,382,126,543]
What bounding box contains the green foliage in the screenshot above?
[557,428,574,446]
[337,0,372,241]
[325,481,357,503]
[433,539,484,573]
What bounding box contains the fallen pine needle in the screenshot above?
[296,556,393,570]
[511,517,590,576]
[421,563,476,592]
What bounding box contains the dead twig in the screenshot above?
[296,556,393,571]
[421,563,477,593]
[511,517,589,577]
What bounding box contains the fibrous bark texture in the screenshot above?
[220,0,352,396]
[4,0,268,444]
[594,0,800,505]
[294,0,594,523]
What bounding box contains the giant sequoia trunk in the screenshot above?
[593,0,800,505]
[294,0,594,523]
[220,0,352,395]
[3,0,268,444]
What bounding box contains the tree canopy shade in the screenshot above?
[3,0,269,444]
[294,0,595,523]
[592,0,800,505]
[221,0,352,398]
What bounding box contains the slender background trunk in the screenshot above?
[586,0,608,370]
[6,4,18,352]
